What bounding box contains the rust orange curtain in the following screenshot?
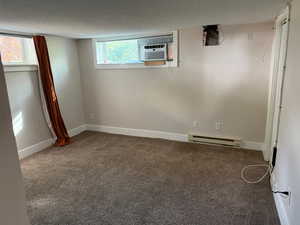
[33,36,70,146]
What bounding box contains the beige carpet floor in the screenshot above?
[21,131,280,225]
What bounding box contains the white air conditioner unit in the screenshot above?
[138,34,173,62]
[188,134,241,147]
[141,44,167,61]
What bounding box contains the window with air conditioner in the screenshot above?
[93,31,178,69]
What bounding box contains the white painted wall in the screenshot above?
[4,36,85,153]
[272,1,300,225]
[5,70,52,150]
[0,61,30,225]
[46,36,85,131]
[77,22,274,144]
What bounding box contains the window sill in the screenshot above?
[3,64,38,73]
[95,61,178,70]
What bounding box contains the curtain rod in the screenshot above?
[0,32,34,38]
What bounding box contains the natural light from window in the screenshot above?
[12,112,23,136]
[96,39,141,64]
[94,32,177,69]
[0,36,24,63]
[0,35,36,65]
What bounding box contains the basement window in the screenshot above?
[96,39,141,64]
[0,35,37,65]
[93,31,178,69]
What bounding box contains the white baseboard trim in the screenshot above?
[68,124,87,137]
[86,124,263,151]
[271,175,290,225]
[273,192,290,225]
[86,124,188,142]
[241,141,264,151]
[18,124,87,160]
[18,138,55,160]
[18,124,264,160]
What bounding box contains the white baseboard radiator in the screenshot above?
[188,134,241,147]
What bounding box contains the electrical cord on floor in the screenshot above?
[241,163,291,199]
[241,164,271,184]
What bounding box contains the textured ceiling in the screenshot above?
[0,0,285,39]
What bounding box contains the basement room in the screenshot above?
[0,0,299,225]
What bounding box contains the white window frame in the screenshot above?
[92,31,178,69]
[1,35,38,72]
